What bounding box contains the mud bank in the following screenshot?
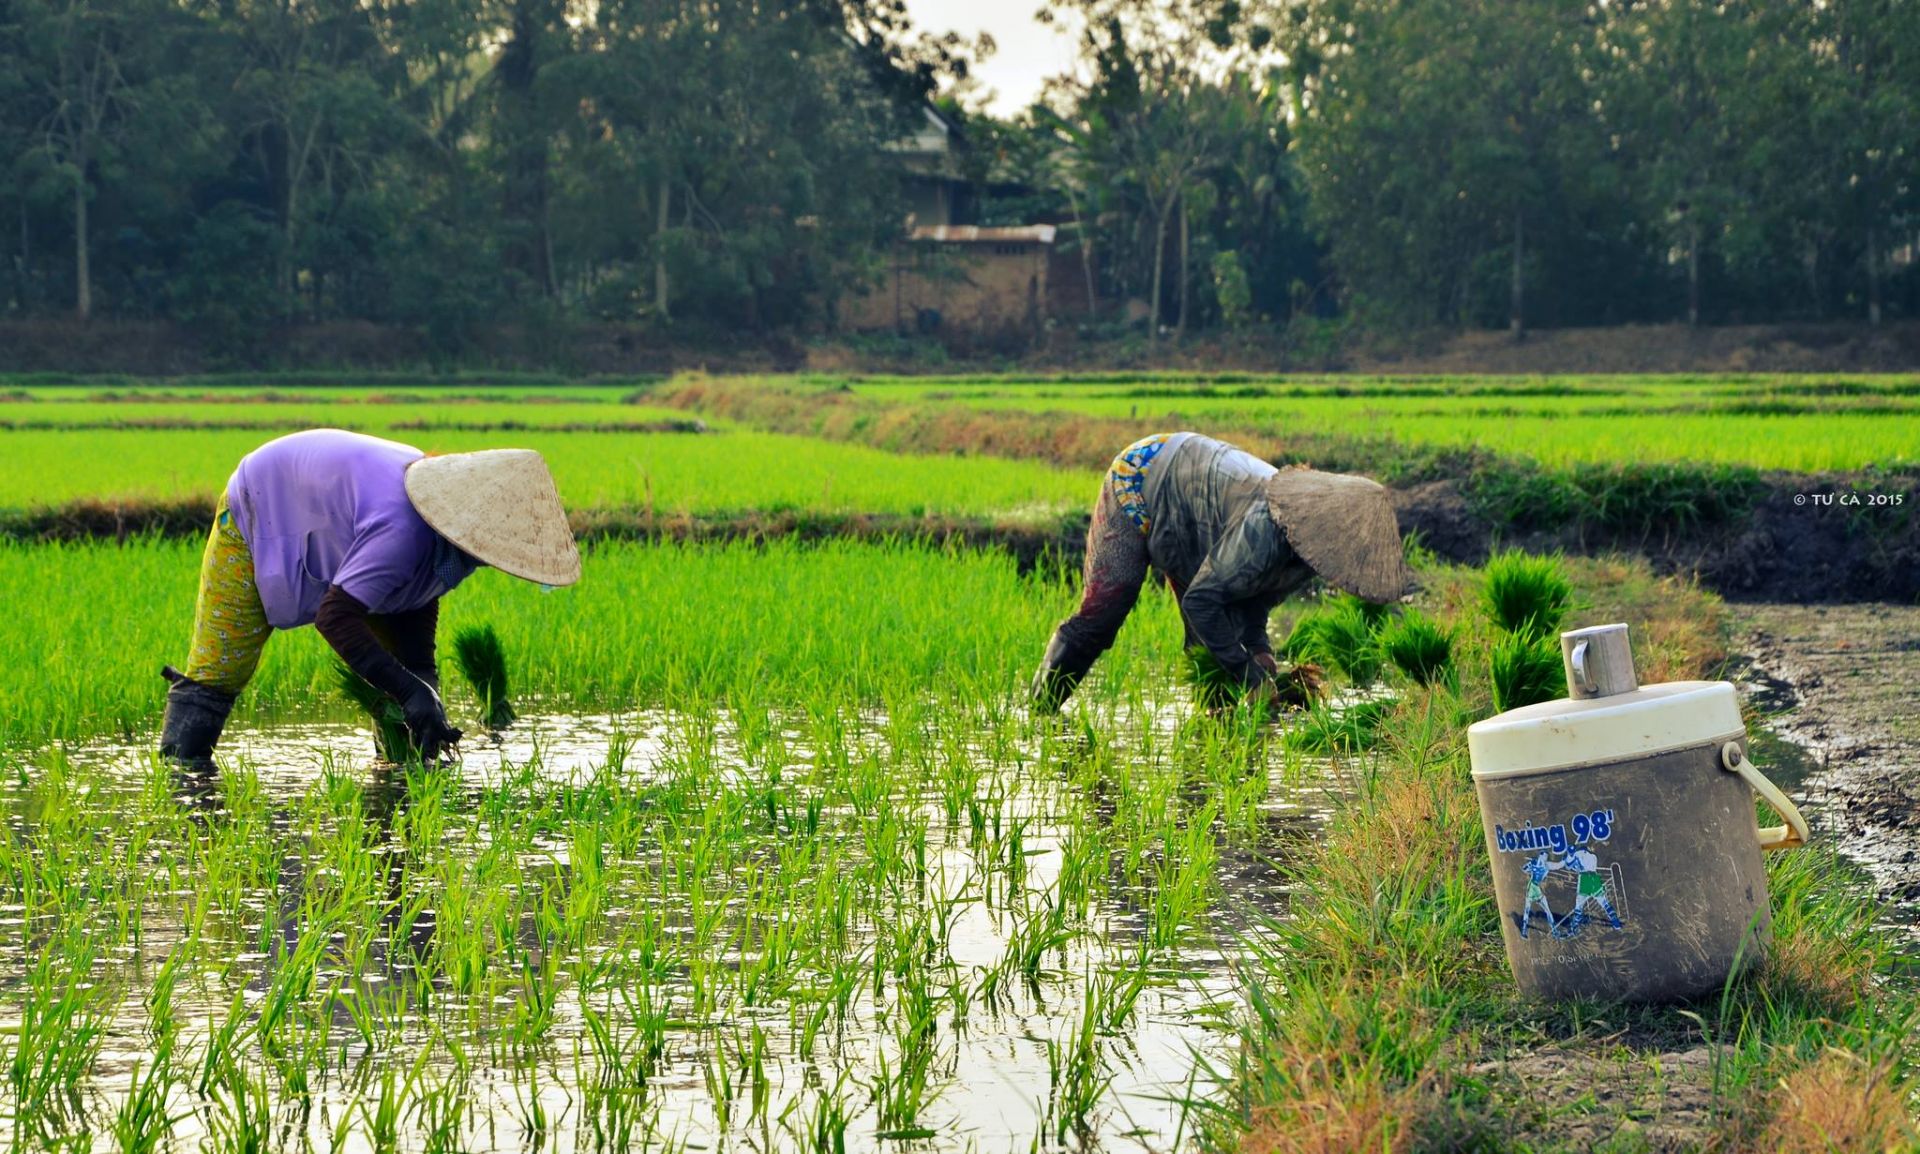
[0,498,1092,576]
[1730,602,1920,903]
[10,483,1916,604]
[1393,473,1919,604]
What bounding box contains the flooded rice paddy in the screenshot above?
[0,704,1335,1153]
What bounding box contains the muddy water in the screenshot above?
[0,707,1337,1154]
[1731,603,1920,907]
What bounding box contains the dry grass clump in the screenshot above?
[1242,1049,1432,1154]
[1756,924,1878,1019]
[1572,555,1731,682]
[1316,767,1476,911]
[1761,1051,1914,1154]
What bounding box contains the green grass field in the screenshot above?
[845,374,1920,471]
[6,374,1917,516]
[0,425,1091,513]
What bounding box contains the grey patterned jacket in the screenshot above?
[1144,434,1313,686]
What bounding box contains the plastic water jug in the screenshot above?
[1467,623,1809,1002]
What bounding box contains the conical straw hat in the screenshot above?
[405,450,581,587]
[1264,469,1409,603]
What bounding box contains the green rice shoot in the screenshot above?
[1489,632,1569,713]
[1378,610,1456,687]
[1283,597,1385,684]
[1481,550,1577,641]
[1283,698,1397,754]
[453,624,516,729]
[332,661,412,762]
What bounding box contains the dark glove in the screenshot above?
[1030,631,1100,714]
[398,679,462,761]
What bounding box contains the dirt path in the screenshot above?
[1732,603,1920,903]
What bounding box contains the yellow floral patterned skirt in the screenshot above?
[184,496,272,694]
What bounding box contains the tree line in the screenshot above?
[2,0,1916,354]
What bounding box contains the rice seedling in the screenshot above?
[1378,610,1456,688]
[0,440,1906,1154]
[333,661,414,762]
[110,1036,185,1154]
[1044,987,1111,1145]
[1481,550,1577,641]
[452,624,516,729]
[1284,595,1386,684]
[1489,632,1569,712]
[1284,699,1399,755]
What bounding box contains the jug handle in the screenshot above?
[1721,742,1810,851]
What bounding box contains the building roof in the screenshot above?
[909,225,1058,245]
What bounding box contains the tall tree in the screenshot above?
[1809,0,1920,324]
[1603,1,1768,326]
[230,0,401,317]
[14,0,177,319]
[1282,0,1604,332]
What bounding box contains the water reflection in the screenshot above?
[1,704,1341,1153]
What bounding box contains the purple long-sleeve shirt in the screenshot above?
[226,429,475,629]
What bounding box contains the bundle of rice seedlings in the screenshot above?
[1490,633,1567,712]
[1272,662,1329,710]
[1285,699,1397,754]
[1378,611,1456,688]
[1481,550,1576,642]
[1182,646,1242,713]
[334,662,412,763]
[1183,647,1325,714]
[1345,593,1394,630]
[453,624,515,729]
[1284,598,1384,684]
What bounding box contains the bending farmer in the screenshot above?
[1030,432,1409,712]
[160,429,582,768]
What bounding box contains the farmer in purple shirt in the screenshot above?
[159,429,581,768]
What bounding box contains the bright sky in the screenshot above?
[902,0,1083,114]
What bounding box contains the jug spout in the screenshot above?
[1562,623,1638,700]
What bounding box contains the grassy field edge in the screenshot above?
[645,376,1920,603]
[1202,561,1916,1153]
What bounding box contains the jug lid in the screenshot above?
[1468,680,1743,780]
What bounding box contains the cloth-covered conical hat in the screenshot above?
[1264,469,1409,603]
[405,450,581,587]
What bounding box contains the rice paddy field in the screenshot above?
[3,373,1918,1152]
[849,374,1920,472]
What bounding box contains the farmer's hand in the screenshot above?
[1279,663,1330,710]
[1258,654,1328,712]
[399,681,462,761]
[1242,653,1279,709]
